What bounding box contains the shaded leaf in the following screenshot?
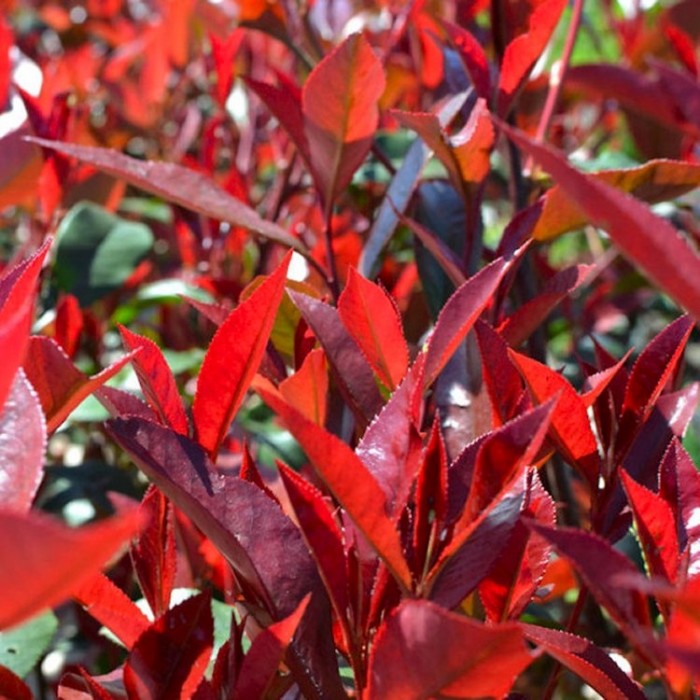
[444,21,491,99]
[278,348,328,426]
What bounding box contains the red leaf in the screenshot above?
[0,370,46,513]
[480,473,555,621]
[0,665,33,700]
[104,417,345,700]
[444,21,491,99]
[289,290,384,425]
[73,572,150,649]
[302,34,385,212]
[193,252,290,458]
[498,265,592,347]
[23,336,137,434]
[500,122,700,320]
[0,509,139,630]
[621,470,679,585]
[278,348,328,426]
[57,669,118,700]
[422,257,510,391]
[528,524,653,642]
[521,624,646,700]
[277,463,349,622]
[123,592,213,700]
[338,268,409,391]
[497,0,566,116]
[255,385,412,590]
[119,326,190,437]
[509,350,600,487]
[622,315,693,420]
[234,595,310,698]
[0,18,12,110]
[26,138,305,254]
[54,294,84,358]
[367,599,533,699]
[131,486,177,618]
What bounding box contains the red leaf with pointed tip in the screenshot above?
[234,595,310,699]
[497,0,566,116]
[119,326,190,436]
[255,384,412,590]
[131,486,177,618]
[302,33,385,212]
[0,665,32,700]
[621,470,679,584]
[193,253,290,457]
[289,290,384,425]
[104,417,344,700]
[498,265,592,347]
[500,123,700,320]
[26,138,304,254]
[73,572,150,649]
[123,592,213,700]
[95,386,157,422]
[521,624,646,700]
[54,294,83,358]
[480,473,555,621]
[622,315,693,420]
[509,350,600,488]
[0,370,45,513]
[422,257,510,392]
[528,524,653,642]
[0,509,139,630]
[277,463,348,621]
[278,348,328,426]
[367,599,533,699]
[444,21,491,99]
[338,268,409,391]
[23,336,137,434]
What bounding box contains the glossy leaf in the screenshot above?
[501,123,700,320]
[123,591,213,700]
[521,624,646,700]
[193,252,290,457]
[302,33,385,212]
[27,138,305,254]
[0,509,139,630]
[338,267,409,391]
[367,599,533,699]
[444,21,491,99]
[22,336,137,434]
[533,160,700,241]
[0,370,45,513]
[119,326,190,436]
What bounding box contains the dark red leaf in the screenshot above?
[95,386,157,422]
[254,385,412,590]
[0,509,139,630]
[288,290,384,425]
[0,665,33,700]
[130,486,177,618]
[123,592,213,700]
[302,33,385,212]
[104,417,344,700]
[444,21,491,99]
[73,572,150,649]
[54,294,83,358]
[367,599,533,699]
[338,267,409,391]
[26,138,305,254]
[500,122,700,320]
[23,336,137,434]
[497,0,566,116]
[119,326,190,436]
[193,252,290,457]
[234,595,310,699]
[521,624,646,700]
[57,669,117,700]
[0,370,46,513]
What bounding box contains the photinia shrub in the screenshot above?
[2,0,700,698]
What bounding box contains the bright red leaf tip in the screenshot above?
[499,122,700,321]
[367,599,534,699]
[193,251,291,458]
[0,508,140,630]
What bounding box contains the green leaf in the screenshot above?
[0,611,58,678]
[54,202,154,305]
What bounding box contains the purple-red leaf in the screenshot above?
[193,252,290,457]
[444,21,491,99]
[123,591,213,700]
[302,33,385,212]
[119,326,190,436]
[367,599,533,699]
[0,370,46,513]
